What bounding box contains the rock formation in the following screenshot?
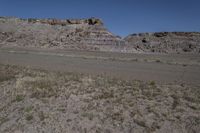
[124,32,200,53]
[0,17,125,52]
[0,17,200,53]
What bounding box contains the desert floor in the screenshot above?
[0,47,199,133]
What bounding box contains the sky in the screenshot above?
[0,0,200,36]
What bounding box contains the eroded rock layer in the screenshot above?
[124,32,200,53]
[1,17,200,53]
[0,17,125,52]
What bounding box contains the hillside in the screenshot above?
[0,17,125,52]
[0,17,200,54]
[124,32,200,53]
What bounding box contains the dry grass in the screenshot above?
[0,74,15,82]
[0,64,199,133]
[0,117,9,126]
[15,95,24,102]
[25,114,33,121]
[0,65,16,82]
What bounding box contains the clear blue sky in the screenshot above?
[0,0,200,36]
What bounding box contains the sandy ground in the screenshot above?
[0,47,200,85]
[0,47,200,133]
[0,64,199,133]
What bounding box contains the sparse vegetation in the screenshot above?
[0,117,8,126]
[0,64,199,132]
[26,114,33,121]
[149,81,156,86]
[155,59,161,63]
[15,95,24,102]
[24,106,33,113]
[171,94,179,109]
[0,74,15,82]
[81,112,95,120]
[38,111,46,121]
[0,65,16,82]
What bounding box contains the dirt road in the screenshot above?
[0,48,200,84]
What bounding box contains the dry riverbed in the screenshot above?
[0,64,199,133]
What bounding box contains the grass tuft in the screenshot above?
[15,95,24,102]
[26,114,33,121]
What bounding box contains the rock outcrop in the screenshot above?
[0,17,125,52]
[27,17,103,26]
[124,32,200,53]
[0,17,200,53]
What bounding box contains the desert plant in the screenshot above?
[149,81,156,86]
[25,106,33,113]
[0,117,8,126]
[155,59,161,63]
[0,73,15,82]
[26,114,33,121]
[15,95,24,102]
